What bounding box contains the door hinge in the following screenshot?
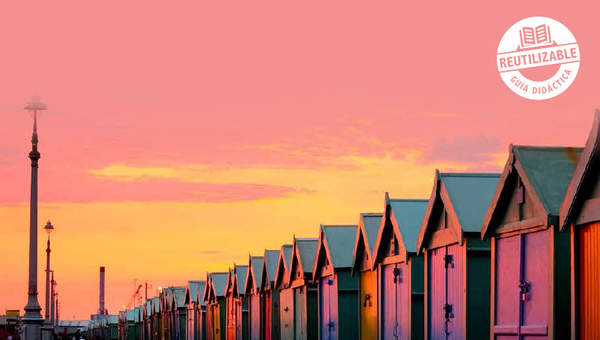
[444,254,454,268]
[393,267,402,283]
[443,303,454,320]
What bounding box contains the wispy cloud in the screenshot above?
[420,135,502,164]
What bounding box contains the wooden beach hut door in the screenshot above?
[320,276,339,340]
[250,294,260,340]
[493,231,550,339]
[261,292,272,340]
[428,244,464,340]
[235,299,243,340]
[227,298,236,340]
[381,263,409,340]
[578,222,600,339]
[280,289,294,340]
[294,287,306,340]
[359,270,377,340]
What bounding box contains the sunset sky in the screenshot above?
[1,1,599,319]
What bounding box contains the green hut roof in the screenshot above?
[361,213,382,254]
[263,250,280,283]
[250,256,264,288]
[209,273,228,297]
[440,173,501,232]
[152,297,160,313]
[318,225,358,269]
[514,146,582,216]
[235,265,248,295]
[388,198,428,253]
[295,238,318,274]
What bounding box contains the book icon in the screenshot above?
[519,24,552,48]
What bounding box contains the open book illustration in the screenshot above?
[519,24,553,48]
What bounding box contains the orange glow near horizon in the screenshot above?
[1,0,600,318]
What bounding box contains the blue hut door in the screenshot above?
[320,276,337,340]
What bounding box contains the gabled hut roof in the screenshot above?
[418,172,500,253]
[288,237,318,284]
[313,225,358,278]
[126,309,135,322]
[235,265,248,296]
[561,111,600,229]
[152,297,160,313]
[244,255,264,294]
[273,245,293,289]
[481,146,581,238]
[145,299,152,317]
[206,272,228,299]
[185,281,205,306]
[260,249,280,289]
[171,287,187,309]
[351,213,383,271]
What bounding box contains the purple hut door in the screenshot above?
[428,245,464,340]
[493,230,549,339]
[381,264,397,340]
[493,235,521,340]
[320,278,330,340]
[521,230,549,337]
[446,244,464,340]
[428,247,446,340]
[395,263,410,340]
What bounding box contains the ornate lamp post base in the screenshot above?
[41,323,54,340]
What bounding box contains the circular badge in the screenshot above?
[497,17,580,100]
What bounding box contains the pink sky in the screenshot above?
[1,1,599,318]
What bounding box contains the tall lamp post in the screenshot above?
[23,96,47,340]
[42,221,54,340]
[50,271,56,327]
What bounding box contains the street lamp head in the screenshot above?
[44,221,54,235]
[25,96,47,112]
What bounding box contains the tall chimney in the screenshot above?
[99,266,105,315]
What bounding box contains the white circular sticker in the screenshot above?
[497,17,580,100]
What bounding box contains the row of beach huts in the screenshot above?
[89,112,600,340]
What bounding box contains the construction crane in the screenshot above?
[126,283,143,309]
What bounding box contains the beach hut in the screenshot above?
[145,299,153,340]
[244,256,264,340]
[274,245,294,340]
[351,213,383,340]
[312,225,359,340]
[205,273,228,340]
[259,249,282,340]
[171,287,188,340]
[480,145,580,340]
[161,287,175,340]
[288,237,319,340]
[373,196,429,340]
[417,172,499,340]
[186,281,206,340]
[152,297,162,340]
[135,306,143,340]
[125,309,136,340]
[225,265,249,340]
[560,112,600,340]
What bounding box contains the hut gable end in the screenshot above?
[482,146,581,238]
[419,172,500,253]
[561,111,600,229]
